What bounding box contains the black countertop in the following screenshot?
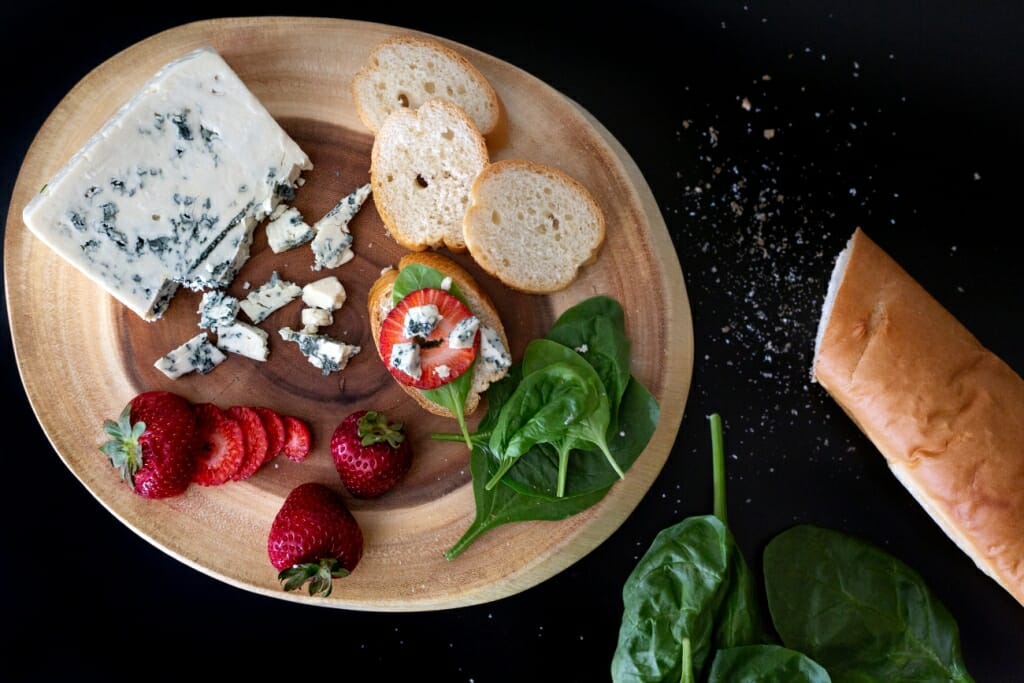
[3,4,1022,680]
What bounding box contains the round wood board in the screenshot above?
[4,16,692,610]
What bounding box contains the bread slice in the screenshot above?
[368,252,510,418]
[462,159,605,293]
[370,99,489,252]
[813,228,1024,607]
[352,35,500,137]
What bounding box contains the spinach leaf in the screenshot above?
[708,645,832,683]
[391,263,473,448]
[391,263,466,304]
[485,359,604,493]
[502,376,659,499]
[543,295,631,429]
[763,525,975,683]
[611,415,769,682]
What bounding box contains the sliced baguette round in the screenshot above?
[462,159,605,293]
[813,227,1024,607]
[352,35,500,137]
[368,252,510,418]
[370,99,489,252]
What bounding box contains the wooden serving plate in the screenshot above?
[4,17,692,610]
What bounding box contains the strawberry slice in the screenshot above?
[255,406,287,463]
[228,406,269,481]
[281,415,311,462]
[378,287,478,390]
[192,403,246,486]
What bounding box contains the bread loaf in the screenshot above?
[462,159,605,293]
[813,227,1024,606]
[352,35,500,137]
[370,99,489,252]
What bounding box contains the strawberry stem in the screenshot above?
[278,558,350,597]
[99,404,146,489]
[357,411,405,449]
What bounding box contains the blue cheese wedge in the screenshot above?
[310,183,371,270]
[21,47,312,321]
[265,205,314,253]
[240,271,301,323]
[279,327,360,375]
[154,332,226,378]
[215,321,269,361]
[197,289,239,329]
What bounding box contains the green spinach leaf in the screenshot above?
[708,645,832,683]
[611,415,769,682]
[763,525,975,683]
[391,263,466,304]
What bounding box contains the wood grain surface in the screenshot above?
[3,16,692,610]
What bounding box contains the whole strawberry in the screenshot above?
[268,482,363,597]
[331,410,413,498]
[100,391,197,499]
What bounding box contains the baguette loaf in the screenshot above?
[352,35,500,137]
[813,227,1024,606]
[370,99,489,252]
[368,252,510,418]
[463,159,605,293]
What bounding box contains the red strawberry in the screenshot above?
[267,482,363,597]
[255,407,287,463]
[100,391,196,499]
[378,287,478,390]
[330,410,413,498]
[228,406,270,481]
[281,415,312,462]
[191,403,246,486]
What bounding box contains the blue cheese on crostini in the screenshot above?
[389,341,421,380]
[279,326,360,375]
[301,276,346,311]
[448,315,480,349]
[154,332,226,378]
[265,205,314,253]
[310,183,370,271]
[240,271,301,323]
[197,289,239,330]
[402,304,442,338]
[215,321,269,361]
[479,324,511,371]
[20,47,312,321]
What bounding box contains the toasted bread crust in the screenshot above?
[368,252,509,419]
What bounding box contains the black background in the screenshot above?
[3,3,1023,680]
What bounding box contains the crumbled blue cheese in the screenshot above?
[440,276,453,291]
[448,315,480,349]
[279,327,360,375]
[21,47,312,321]
[215,321,269,360]
[154,332,226,378]
[197,289,239,329]
[403,304,442,338]
[310,183,370,270]
[240,271,301,323]
[265,205,314,253]
[301,307,333,333]
[389,341,421,380]
[301,276,346,311]
[479,325,511,371]
[434,364,451,380]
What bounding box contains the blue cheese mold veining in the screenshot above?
[21,47,313,321]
